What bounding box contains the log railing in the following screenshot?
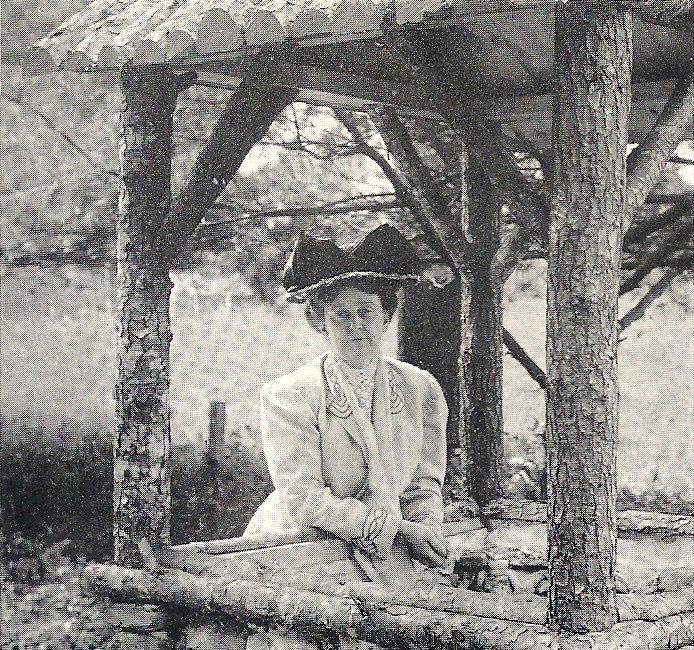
[79,508,694,650]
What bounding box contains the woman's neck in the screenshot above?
[332,351,379,370]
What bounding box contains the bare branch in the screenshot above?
[333,108,461,274]
[625,71,694,229]
[366,107,470,270]
[503,328,547,389]
[1,92,119,179]
[624,198,693,247]
[618,268,682,332]
[207,196,400,222]
[163,76,297,263]
[669,155,694,165]
[620,220,693,294]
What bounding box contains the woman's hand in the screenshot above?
[399,520,449,568]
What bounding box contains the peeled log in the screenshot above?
[82,563,555,650]
[484,499,694,537]
[81,564,694,650]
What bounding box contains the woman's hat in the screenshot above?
[282,224,421,303]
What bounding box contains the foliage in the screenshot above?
[171,444,273,543]
[0,427,273,561]
[1,431,113,562]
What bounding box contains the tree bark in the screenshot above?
[114,67,183,567]
[484,498,694,536]
[82,564,694,650]
[624,72,694,230]
[467,159,504,505]
[547,4,632,631]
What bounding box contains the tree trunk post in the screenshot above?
[114,67,182,567]
[547,3,632,632]
[466,159,504,505]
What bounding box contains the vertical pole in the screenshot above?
[467,158,503,505]
[208,401,226,460]
[114,67,181,566]
[449,144,474,507]
[548,3,631,632]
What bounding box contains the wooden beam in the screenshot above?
[162,71,297,263]
[83,563,694,650]
[625,70,694,230]
[193,72,681,147]
[483,498,694,537]
[366,107,470,271]
[82,563,558,649]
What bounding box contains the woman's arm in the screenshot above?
[261,379,401,558]
[399,373,448,531]
[398,373,449,566]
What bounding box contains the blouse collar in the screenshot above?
[331,353,379,390]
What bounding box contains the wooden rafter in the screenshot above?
[162,72,297,263]
[332,108,461,274]
[366,107,470,271]
[625,70,694,231]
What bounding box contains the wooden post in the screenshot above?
[466,158,504,505]
[547,3,632,632]
[114,66,183,567]
[208,401,226,460]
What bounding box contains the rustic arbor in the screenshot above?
[29,0,694,643]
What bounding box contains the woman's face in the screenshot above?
[321,287,389,368]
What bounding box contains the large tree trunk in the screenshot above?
[467,159,504,505]
[547,3,632,632]
[114,68,181,567]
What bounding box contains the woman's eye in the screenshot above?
[358,309,373,319]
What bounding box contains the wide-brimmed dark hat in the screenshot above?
[282,224,421,303]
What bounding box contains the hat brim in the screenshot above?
[284,271,420,303]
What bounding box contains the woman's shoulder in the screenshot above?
[262,353,327,400]
[382,355,436,384]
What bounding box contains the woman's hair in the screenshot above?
[305,278,400,333]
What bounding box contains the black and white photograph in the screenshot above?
[1,1,693,648]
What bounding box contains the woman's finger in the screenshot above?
[427,531,448,559]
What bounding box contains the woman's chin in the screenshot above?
[337,345,377,366]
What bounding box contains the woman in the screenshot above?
[244,224,449,582]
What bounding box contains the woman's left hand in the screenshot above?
[399,520,449,568]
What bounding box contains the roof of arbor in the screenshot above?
[28,1,694,145]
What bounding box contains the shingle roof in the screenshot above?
[26,0,694,122]
[28,0,459,70]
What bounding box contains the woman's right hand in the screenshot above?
[399,520,449,568]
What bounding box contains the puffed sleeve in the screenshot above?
[261,380,400,558]
[399,373,448,533]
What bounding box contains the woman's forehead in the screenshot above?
[326,287,382,307]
